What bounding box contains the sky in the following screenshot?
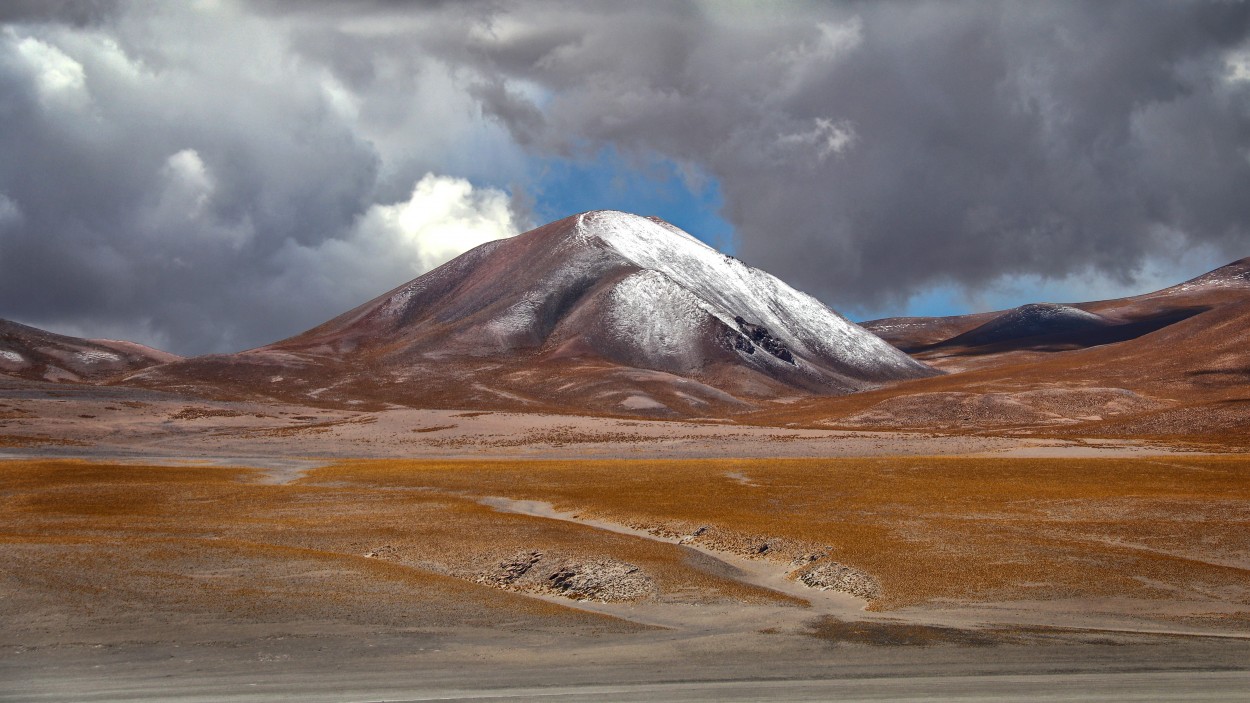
[1,0,1248,355]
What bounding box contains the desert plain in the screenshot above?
[2,373,1249,702]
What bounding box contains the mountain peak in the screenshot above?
[572,211,931,375]
[146,211,937,416]
[576,209,705,248]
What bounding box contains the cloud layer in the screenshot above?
[442,1,1250,310]
[1,1,1248,353]
[0,4,524,353]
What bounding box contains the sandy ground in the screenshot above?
[2,377,1248,701]
[0,377,1194,463]
[9,644,1250,702]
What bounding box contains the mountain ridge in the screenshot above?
[764,256,1250,438]
[863,257,1250,361]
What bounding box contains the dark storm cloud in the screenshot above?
[442,1,1250,311]
[0,7,382,353]
[0,2,524,354]
[1,1,1248,355]
[0,1,120,26]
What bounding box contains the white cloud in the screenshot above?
[353,173,520,273]
[794,19,863,66]
[769,17,863,96]
[1227,48,1250,82]
[318,70,360,122]
[143,148,252,251]
[160,149,214,217]
[8,30,88,108]
[265,174,520,326]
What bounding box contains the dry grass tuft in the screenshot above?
[169,406,248,420]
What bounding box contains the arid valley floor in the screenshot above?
[3,377,1249,701]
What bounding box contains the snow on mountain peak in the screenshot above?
[574,210,929,376]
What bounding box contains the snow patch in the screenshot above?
[484,291,544,346]
[949,303,1107,347]
[619,394,667,410]
[672,390,708,406]
[378,282,423,319]
[75,350,122,364]
[0,349,27,368]
[1173,265,1250,291]
[602,270,708,372]
[471,384,534,404]
[1010,303,1102,323]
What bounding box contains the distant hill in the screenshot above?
[863,258,1249,364]
[0,319,180,383]
[757,257,1250,440]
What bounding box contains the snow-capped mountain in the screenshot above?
[287,211,930,384]
[136,211,936,415]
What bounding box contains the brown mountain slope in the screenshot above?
[749,267,1250,442]
[129,211,934,416]
[0,319,180,383]
[862,257,1248,375]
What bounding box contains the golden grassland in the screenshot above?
[314,456,1250,611]
[2,455,1248,634]
[0,459,789,638]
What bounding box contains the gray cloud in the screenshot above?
[1,1,1248,355]
[0,1,120,26]
[0,2,526,354]
[445,1,1250,311]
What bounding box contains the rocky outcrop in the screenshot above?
[733,316,795,364]
[798,561,881,599]
[477,550,656,602]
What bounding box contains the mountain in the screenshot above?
[132,210,935,415]
[863,258,1249,367]
[933,303,1107,347]
[759,257,1250,440]
[0,319,180,383]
